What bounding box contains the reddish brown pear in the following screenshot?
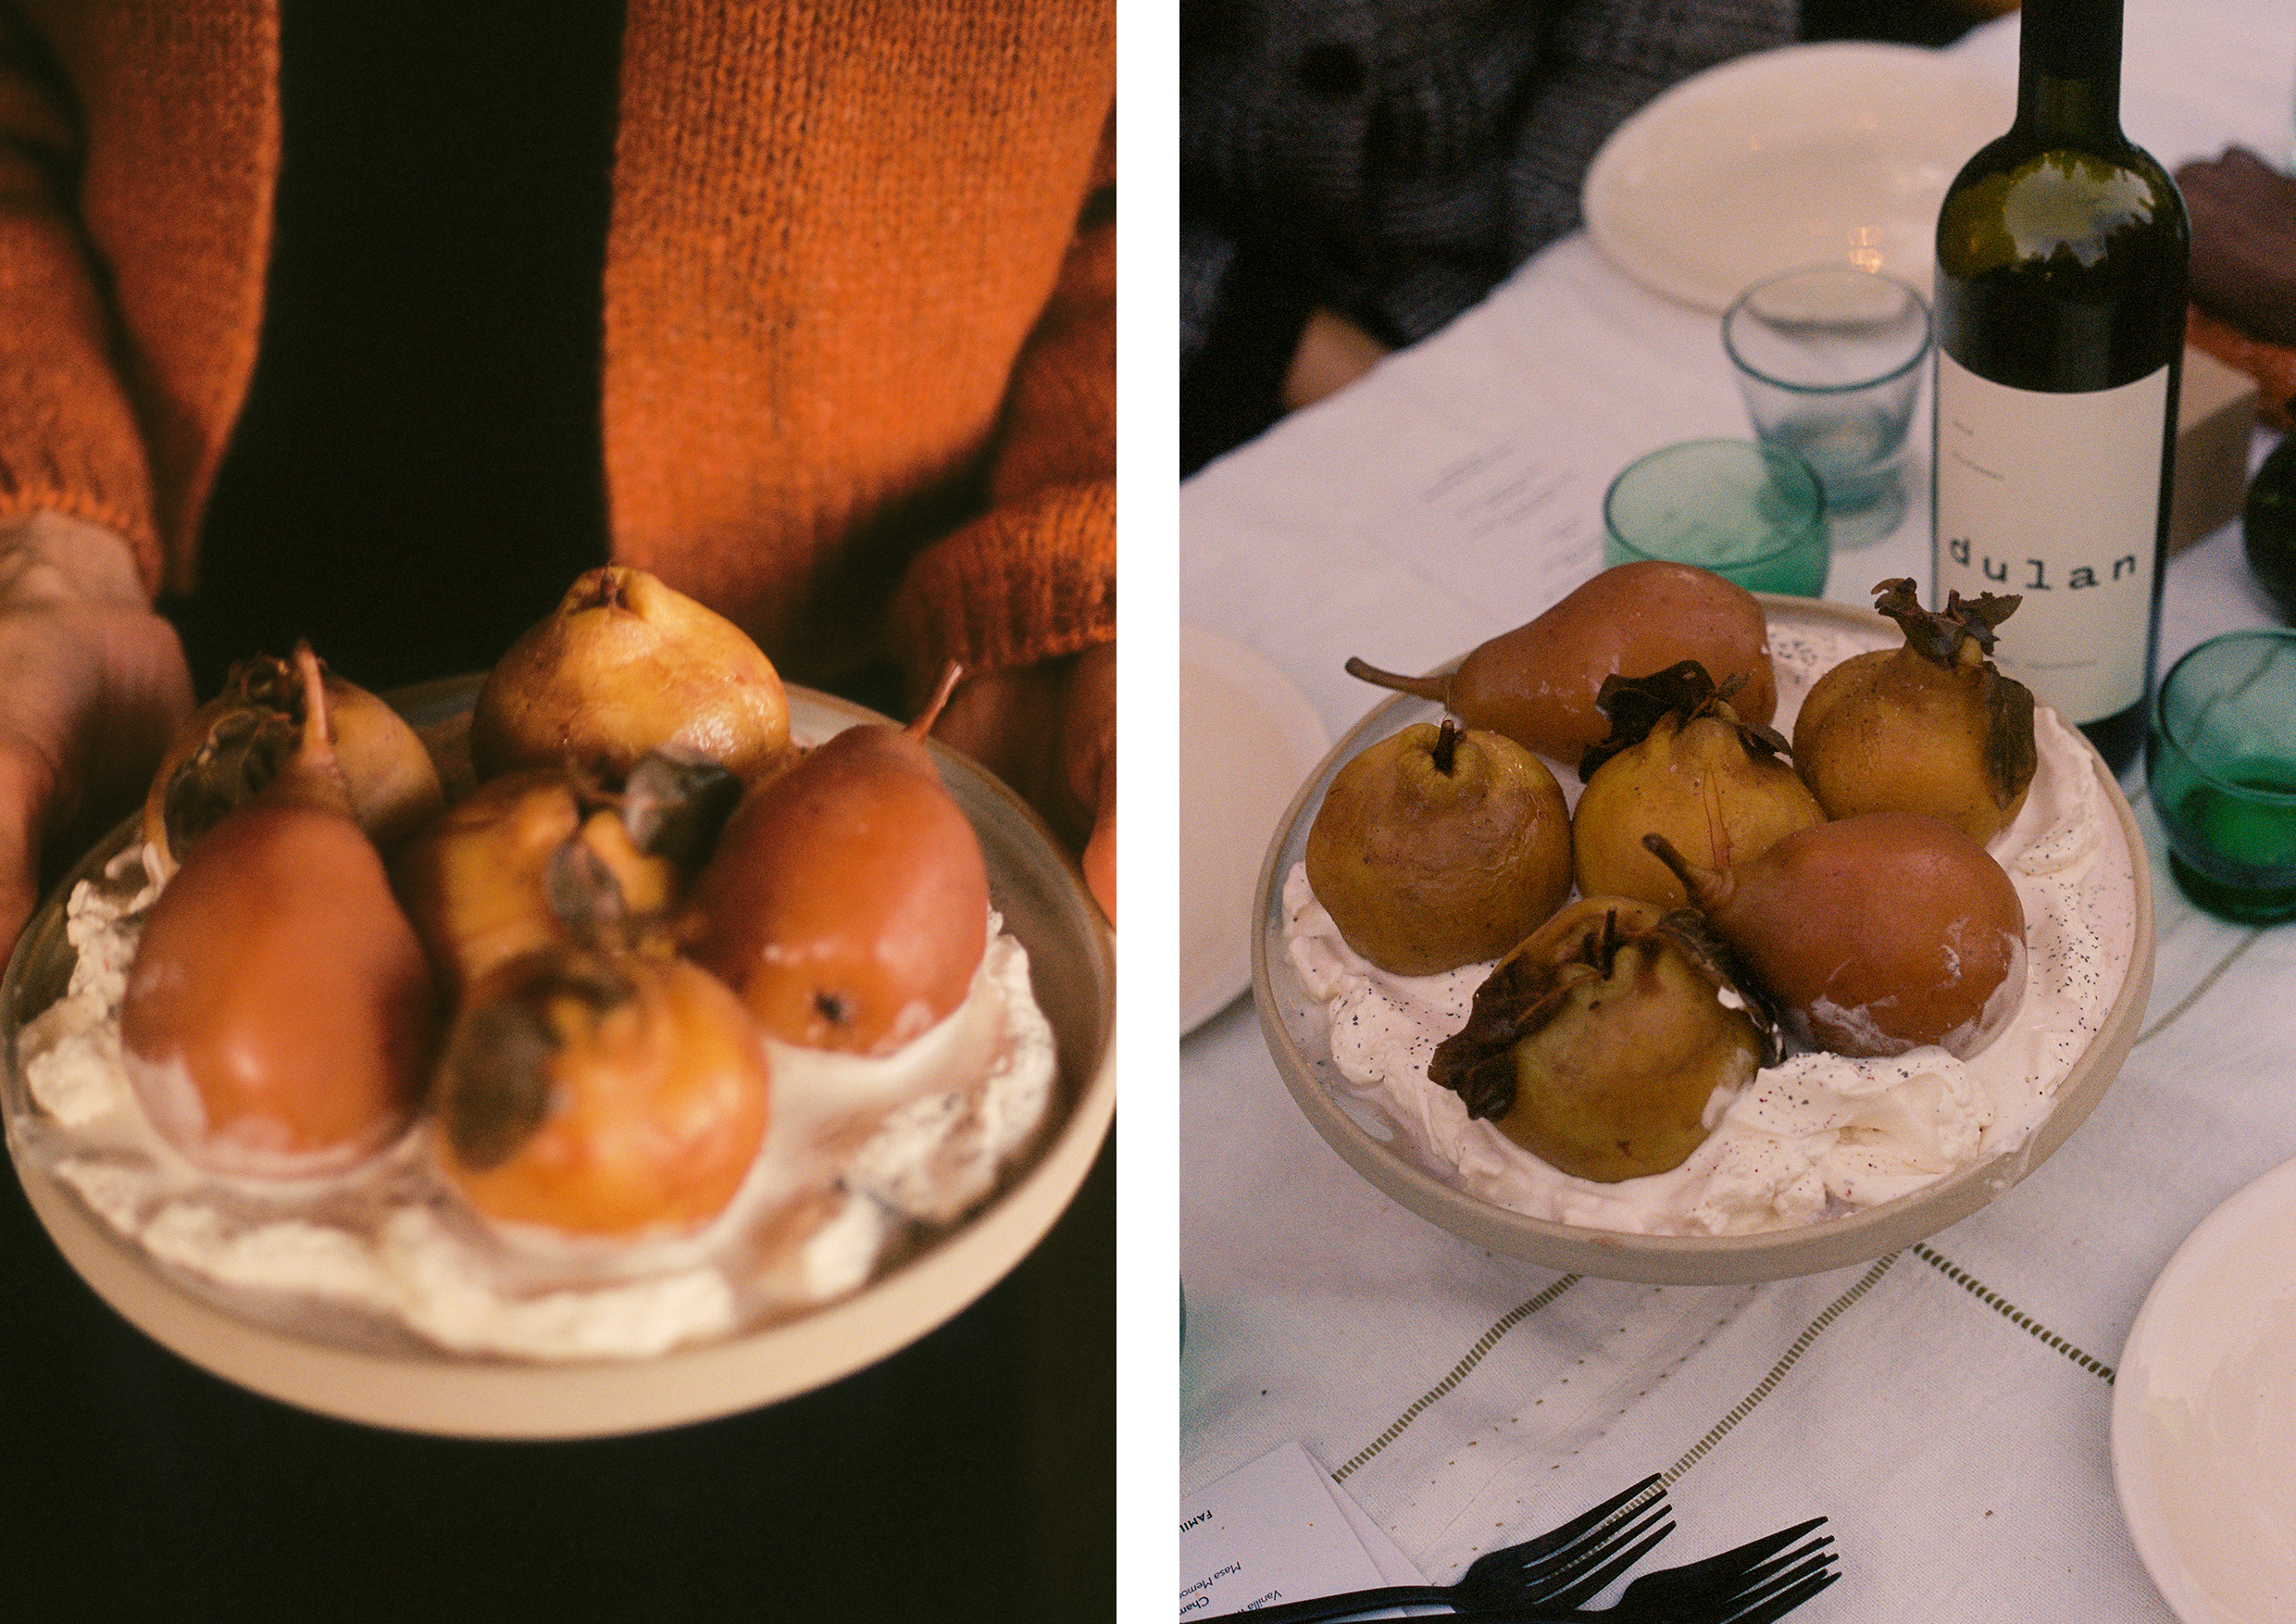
[121,646,442,1176]
[682,666,990,1056]
[1346,561,1777,763]
[1646,811,2027,1060]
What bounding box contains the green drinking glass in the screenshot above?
[1602,438,1828,597]
[2147,629,2296,924]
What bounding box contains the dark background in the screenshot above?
[0,1134,1115,1623]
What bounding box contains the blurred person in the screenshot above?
[1180,0,1796,473]
[0,0,1116,965]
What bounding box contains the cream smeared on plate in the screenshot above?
[1278,619,2138,1237]
[16,844,1056,1360]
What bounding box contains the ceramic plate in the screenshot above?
[1581,43,2013,312]
[2,683,1115,1439]
[1180,625,1329,1035]
[2114,1156,2296,1624]
[1252,596,2153,1285]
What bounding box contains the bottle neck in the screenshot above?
[2015,0,2126,143]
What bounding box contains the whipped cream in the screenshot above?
[16,844,1056,1360]
[1279,619,2139,1237]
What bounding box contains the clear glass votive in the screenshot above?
[1722,264,1932,543]
[1602,438,1828,596]
[2147,629,2296,924]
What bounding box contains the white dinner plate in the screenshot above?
[1180,625,1329,1035]
[2114,1156,2296,1624]
[1581,42,2014,312]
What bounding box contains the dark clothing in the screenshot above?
[1181,0,1797,472]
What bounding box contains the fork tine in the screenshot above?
[1733,1533,1837,1593]
[1645,1516,1828,1588]
[1716,1560,1843,1624]
[1511,1473,1666,1564]
[1713,1545,1841,1617]
[1525,1505,1677,1609]
[1461,1473,1670,1594]
[1610,1516,1826,1611]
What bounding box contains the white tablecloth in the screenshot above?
[1177,4,2296,1618]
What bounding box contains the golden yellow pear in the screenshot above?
[1304,719,1571,977]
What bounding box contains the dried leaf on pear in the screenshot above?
[1304,719,1572,977]
[392,753,740,1001]
[1792,579,2038,846]
[1428,896,1773,1182]
[1570,662,1824,908]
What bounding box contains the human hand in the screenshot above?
[0,513,195,960]
[1281,307,1390,415]
[932,643,1115,925]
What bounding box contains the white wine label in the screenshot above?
[1933,351,2168,725]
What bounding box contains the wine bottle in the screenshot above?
[2243,434,2296,619]
[1931,0,2189,775]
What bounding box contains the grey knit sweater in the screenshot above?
[1182,0,1798,366]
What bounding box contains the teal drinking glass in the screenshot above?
[1602,438,1828,596]
[2147,629,2296,923]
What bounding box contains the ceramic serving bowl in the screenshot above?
[2,681,1115,1438]
[1252,596,2153,1285]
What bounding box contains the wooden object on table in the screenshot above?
[2171,341,2261,554]
[2189,306,2295,433]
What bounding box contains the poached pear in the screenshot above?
[1345,561,1777,763]
[1646,810,2027,1060]
[1428,896,1772,1182]
[470,566,792,783]
[432,944,772,1238]
[393,753,741,1001]
[143,650,443,882]
[121,647,441,1177]
[1570,662,1825,908]
[1792,579,2038,845]
[1304,719,1572,977]
[681,667,990,1056]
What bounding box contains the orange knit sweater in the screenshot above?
[0,0,1115,701]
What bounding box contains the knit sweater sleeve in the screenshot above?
[0,6,158,583]
[1500,0,1797,268]
[886,108,1116,706]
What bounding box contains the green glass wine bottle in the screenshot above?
[1931,0,2190,774]
[2243,434,2296,619]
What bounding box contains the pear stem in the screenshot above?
[910,660,965,741]
[265,642,362,821]
[1431,718,1459,775]
[580,565,634,614]
[1344,656,1449,706]
[289,643,339,776]
[1642,831,1732,916]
